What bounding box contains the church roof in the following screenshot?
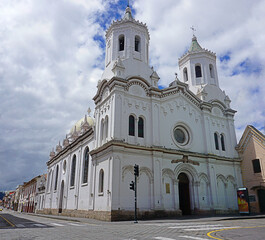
[70,115,94,134]
[123,6,133,21]
[188,36,203,52]
[179,35,216,61]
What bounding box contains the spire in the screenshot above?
[188,35,203,53]
[124,4,133,20]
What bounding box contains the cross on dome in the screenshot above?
[87,107,91,116]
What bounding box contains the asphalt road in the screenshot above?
[1,209,265,240]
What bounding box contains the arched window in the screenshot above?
[119,35,124,51]
[70,155,76,187]
[138,117,144,138]
[100,118,104,143]
[209,64,214,78]
[183,67,188,82]
[63,160,66,174]
[221,134,225,151]
[82,147,89,184]
[129,115,135,136]
[49,170,54,192]
[99,169,104,193]
[54,165,59,191]
[135,36,140,52]
[214,133,219,150]
[195,65,202,78]
[105,116,108,139]
[47,171,52,192]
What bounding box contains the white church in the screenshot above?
[41,6,242,221]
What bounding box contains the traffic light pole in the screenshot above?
[130,164,139,223]
[134,173,137,223]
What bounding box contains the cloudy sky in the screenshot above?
[0,0,264,191]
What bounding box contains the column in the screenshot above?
[174,179,179,210]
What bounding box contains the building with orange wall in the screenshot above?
[236,125,265,213]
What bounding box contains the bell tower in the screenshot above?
[179,35,219,90]
[102,5,154,84]
[178,35,230,104]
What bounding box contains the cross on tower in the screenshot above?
[190,26,196,36]
[127,0,130,7]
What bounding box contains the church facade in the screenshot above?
[41,6,242,221]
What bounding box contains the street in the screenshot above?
[1,209,265,240]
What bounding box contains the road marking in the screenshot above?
[169,225,223,229]
[0,215,15,227]
[146,223,209,226]
[68,222,83,226]
[16,224,25,228]
[50,223,64,227]
[154,237,176,240]
[179,236,210,240]
[207,225,265,240]
[185,226,240,231]
[33,223,46,227]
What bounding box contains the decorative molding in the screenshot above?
[199,173,210,186]
[171,155,200,166]
[174,162,199,182]
[162,168,175,180]
[140,166,154,183]
[121,165,134,182]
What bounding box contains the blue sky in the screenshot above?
[0,0,265,191]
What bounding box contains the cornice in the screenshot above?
[22,175,41,187]
[178,49,216,64]
[90,139,240,163]
[106,19,150,40]
[93,76,235,118]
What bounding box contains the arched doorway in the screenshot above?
[58,180,64,213]
[178,173,191,215]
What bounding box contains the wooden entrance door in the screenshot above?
[258,189,265,213]
[178,173,191,215]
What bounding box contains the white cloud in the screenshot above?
[0,0,264,191]
[0,0,108,190]
[133,0,265,138]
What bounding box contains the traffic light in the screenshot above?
[129,181,135,191]
[134,164,139,177]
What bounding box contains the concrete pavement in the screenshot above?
[16,209,265,225]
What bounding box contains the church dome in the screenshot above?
[70,116,94,134]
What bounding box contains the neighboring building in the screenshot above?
[3,191,15,209]
[42,6,242,221]
[236,125,265,213]
[35,174,47,212]
[20,176,41,213]
[14,185,23,211]
[18,183,26,212]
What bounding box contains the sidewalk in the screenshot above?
[16,210,265,225]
